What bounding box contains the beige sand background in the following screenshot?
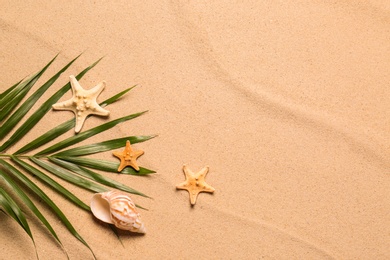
[0,1,389,259]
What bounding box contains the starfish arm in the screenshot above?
[113,151,122,159]
[74,114,88,133]
[188,190,200,205]
[201,183,215,193]
[52,99,75,111]
[125,140,131,150]
[134,150,144,158]
[129,160,140,171]
[176,181,190,190]
[197,166,209,178]
[117,160,126,172]
[182,165,194,179]
[89,81,106,96]
[69,75,83,92]
[91,105,110,116]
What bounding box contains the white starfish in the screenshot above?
[52,75,110,133]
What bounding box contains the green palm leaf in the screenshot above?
[13,157,90,211]
[15,85,133,155]
[35,111,148,156]
[0,159,95,259]
[57,156,155,175]
[54,135,156,157]
[0,57,102,153]
[0,79,23,99]
[0,54,80,141]
[31,157,107,193]
[99,86,135,107]
[0,55,57,122]
[0,55,155,258]
[0,187,38,258]
[14,119,74,155]
[49,157,149,197]
[0,187,33,240]
[0,167,63,249]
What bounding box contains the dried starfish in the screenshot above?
[52,75,110,133]
[176,165,215,205]
[113,140,144,172]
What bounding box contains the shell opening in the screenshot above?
[91,193,114,224]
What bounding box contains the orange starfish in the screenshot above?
[113,140,144,172]
[176,165,215,205]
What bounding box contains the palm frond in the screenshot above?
[100,86,136,107]
[57,156,155,175]
[14,85,133,155]
[54,135,156,157]
[35,111,148,156]
[0,79,23,99]
[0,186,39,258]
[49,157,149,197]
[0,57,101,153]
[0,187,34,240]
[0,55,155,259]
[31,157,107,193]
[0,159,95,259]
[0,55,57,123]
[12,157,90,211]
[0,167,63,249]
[0,54,80,141]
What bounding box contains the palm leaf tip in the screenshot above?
[0,168,63,248]
[0,55,58,125]
[0,54,80,143]
[13,58,106,155]
[0,159,94,258]
[0,187,34,242]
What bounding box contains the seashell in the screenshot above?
[91,190,146,233]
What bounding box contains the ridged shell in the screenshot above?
[91,190,146,233]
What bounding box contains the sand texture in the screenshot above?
[0,1,389,259]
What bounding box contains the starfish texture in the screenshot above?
[176,165,215,205]
[113,140,144,172]
[52,75,110,133]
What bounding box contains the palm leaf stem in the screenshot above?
[12,157,90,211]
[49,157,149,198]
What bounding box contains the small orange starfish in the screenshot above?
[113,140,144,172]
[176,165,215,205]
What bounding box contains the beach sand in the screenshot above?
[0,1,389,259]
